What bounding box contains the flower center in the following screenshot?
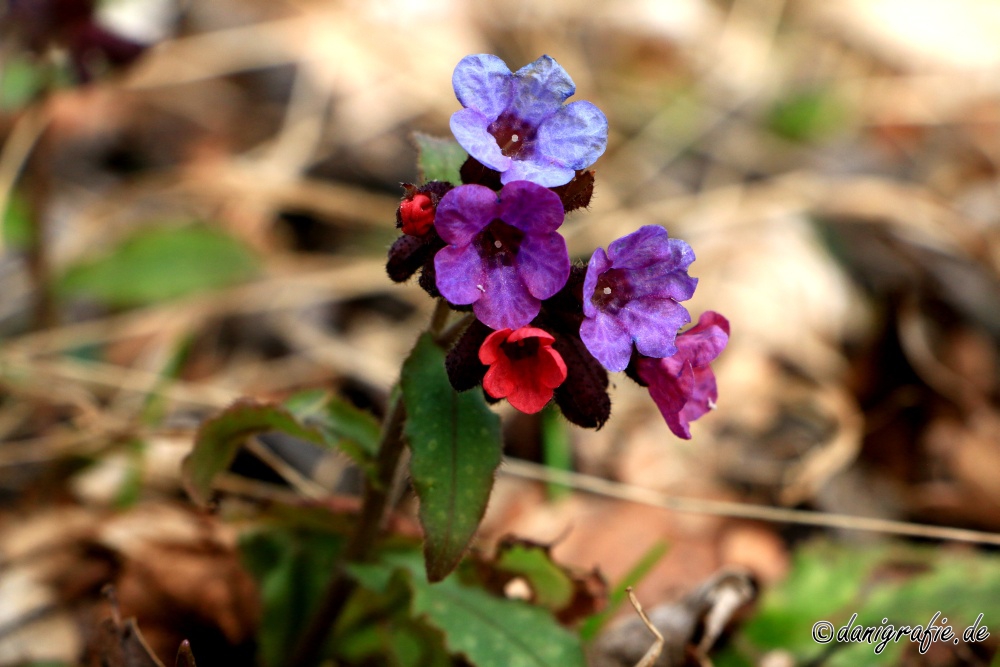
[591,268,633,313]
[501,336,541,361]
[487,112,535,158]
[476,219,525,268]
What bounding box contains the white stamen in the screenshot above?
[494,240,502,248]
[707,397,717,410]
[511,134,519,142]
[603,287,612,295]
[476,284,486,293]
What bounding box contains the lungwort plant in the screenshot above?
[184,53,730,667]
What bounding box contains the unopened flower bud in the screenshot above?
[400,193,435,236]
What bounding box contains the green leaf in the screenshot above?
[284,390,382,472]
[391,552,587,667]
[737,542,1000,666]
[401,333,501,582]
[495,542,575,611]
[239,528,343,667]
[413,133,466,185]
[58,225,259,307]
[183,400,325,505]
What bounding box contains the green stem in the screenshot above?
[288,299,451,667]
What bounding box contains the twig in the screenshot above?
[628,587,664,667]
[501,458,1000,547]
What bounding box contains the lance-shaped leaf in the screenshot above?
[284,390,381,473]
[183,400,325,505]
[414,132,467,185]
[401,333,502,582]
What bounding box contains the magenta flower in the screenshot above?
[434,181,571,330]
[450,54,608,188]
[637,311,729,439]
[580,226,698,372]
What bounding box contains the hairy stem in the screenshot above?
[288,299,451,667]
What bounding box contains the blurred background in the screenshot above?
[2,0,1000,665]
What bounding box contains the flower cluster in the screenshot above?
[388,54,729,437]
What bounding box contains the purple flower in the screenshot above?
[580,225,698,372]
[637,311,729,439]
[450,54,608,188]
[434,181,570,330]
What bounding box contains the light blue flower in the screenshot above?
[450,54,608,188]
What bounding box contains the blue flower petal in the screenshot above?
[450,108,511,173]
[582,247,611,319]
[510,55,576,126]
[453,54,513,119]
[435,183,500,245]
[580,311,633,372]
[501,158,576,187]
[620,296,692,359]
[537,101,608,170]
[497,181,564,233]
[475,263,540,329]
[435,244,487,305]
[517,232,570,301]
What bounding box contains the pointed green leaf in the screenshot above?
[401,333,501,582]
[183,400,324,505]
[284,390,381,472]
[413,133,466,185]
[392,553,587,667]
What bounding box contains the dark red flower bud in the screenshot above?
[550,170,595,213]
[400,193,435,236]
[460,156,503,190]
[552,333,611,429]
[446,319,492,392]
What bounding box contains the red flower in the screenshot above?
[479,327,567,414]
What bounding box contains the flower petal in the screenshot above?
[625,260,699,302]
[582,247,612,319]
[506,373,553,414]
[497,181,565,233]
[483,358,517,399]
[607,226,694,270]
[676,312,729,367]
[537,346,568,388]
[510,55,576,126]
[475,263,540,330]
[435,184,499,245]
[641,358,697,439]
[679,365,718,428]
[451,108,511,173]
[479,328,513,365]
[537,101,608,171]
[435,244,486,306]
[516,232,570,300]
[453,54,513,119]
[580,310,633,372]
[499,158,576,187]
[620,296,693,359]
[506,326,555,346]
